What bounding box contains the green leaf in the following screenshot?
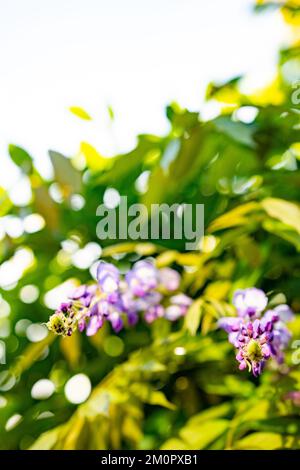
[0,187,12,216]
[187,403,232,426]
[263,218,300,251]
[69,106,92,120]
[208,202,260,232]
[262,197,300,234]
[49,150,82,193]
[8,144,33,174]
[234,432,284,450]
[179,419,229,449]
[130,383,176,410]
[184,298,203,335]
[107,105,114,121]
[161,438,188,450]
[30,428,60,450]
[213,116,255,147]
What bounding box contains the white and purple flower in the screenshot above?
[219,288,294,376]
[48,260,190,337]
[125,260,158,297]
[233,288,268,318]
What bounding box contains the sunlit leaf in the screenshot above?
[161,438,188,450]
[184,298,203,335]
[80,142,112,171]
[262,197,300,234]
[8,144,33,174]
[130,383,176,410]
[49,150,82,194]
[0,187,12,216]
[179,419,229,450]
[208,202,260,232]
[234,432,284,450]
[69,106,92,120]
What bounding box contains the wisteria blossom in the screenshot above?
[47,260,190,337]
[219,288,294,376]
[47,273,293,378]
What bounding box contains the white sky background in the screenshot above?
[0,0,290,191]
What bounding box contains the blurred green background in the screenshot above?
[0,0,300,450]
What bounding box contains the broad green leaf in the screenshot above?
[204,281,231,300]
[208,202,260,232]
[49,150,82,193]
[213,116,255,147]
[8,144,33,174]
[262,197,300,234]
[179,419,229,449]
[184,298,203,335]
[234,432,284,450]
[263,218,300,251]
[30,428,60,450]
[235,399,270,424]
[187,403,232,426]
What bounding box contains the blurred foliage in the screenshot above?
[0,0,300,450]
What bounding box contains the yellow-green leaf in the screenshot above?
[184,298,203,335]
[179,419,229,449]
[234,432,283,450]
[80,142,111,171]
[262,197,300,234]
[69,106,92,120]
[208,202,260,232]
[0,187,12,216]
[29,428,60,450]
[161,438,188,450]
[130,383,176,410]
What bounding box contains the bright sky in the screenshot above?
[0,0,290,190]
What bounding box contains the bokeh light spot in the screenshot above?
[103,187,120,209]
[19,285,39,304]
[5,414,22,431]
[64,373,91,404]
[26,323,48,342]
[31,379,55,400]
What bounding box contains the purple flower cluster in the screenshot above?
[219,288,294,376]
[47,260,191,337]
